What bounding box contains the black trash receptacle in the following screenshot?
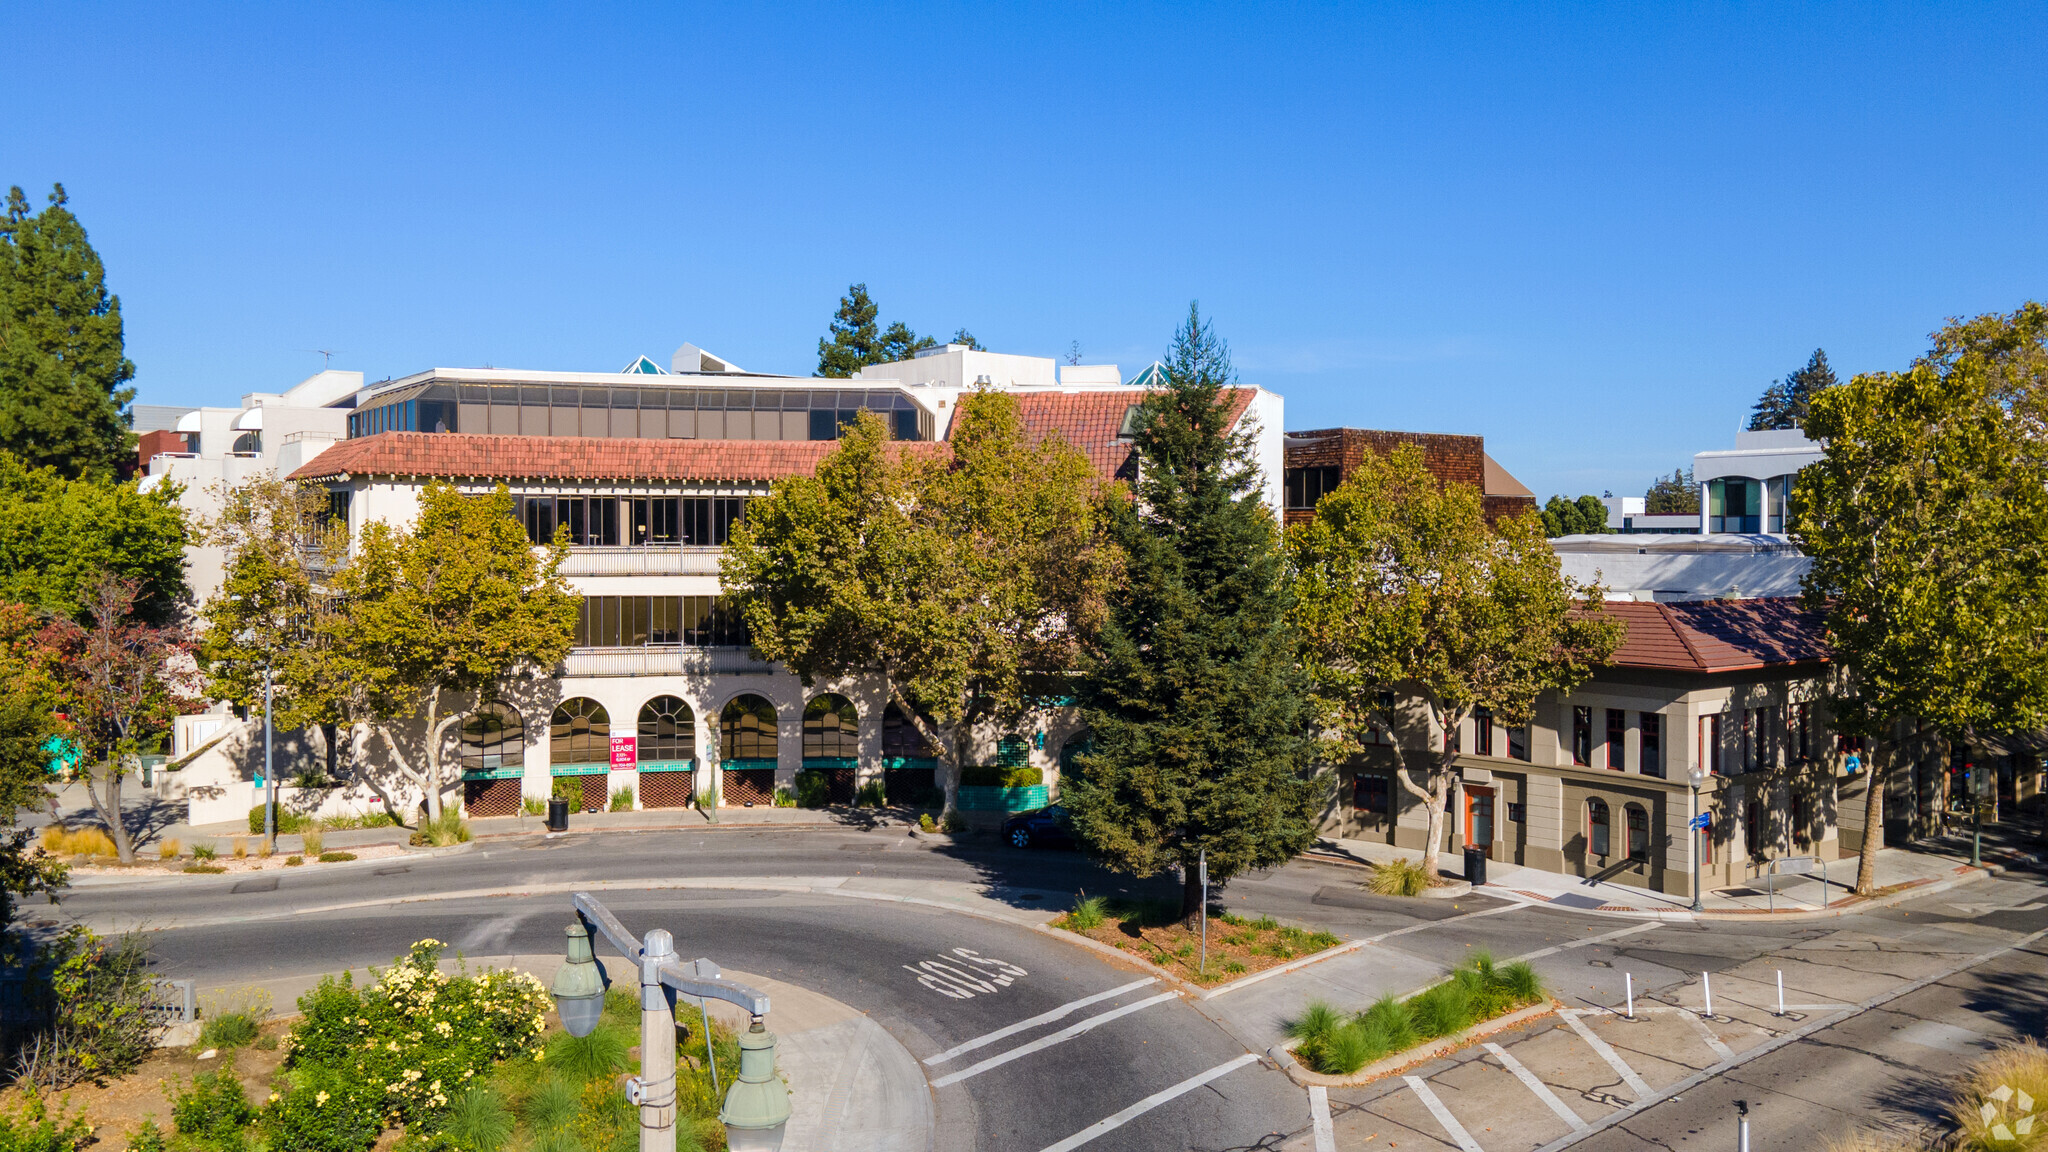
[546,797,570,832]
[1463,845,1488,886]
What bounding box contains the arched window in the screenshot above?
[1624,803,1649,861]
[550,698,610,764]
[803,695,858,759]
[459,705,524,772]
[1059,731,1094,775]
[1587,798,1611,857]
[231,431,261,457]
[721,695,778,761]
[637,696,695,762]
[881,702,937,759]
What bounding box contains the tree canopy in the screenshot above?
[1290,445,1621,879]
[1539,493,1610,537]
[1791,304,2048,893]
[0,185,135,477]
[0,452,188,624]
[195,474,344,711]
[1062,304,1322,925]
[722,392,1113,810]
[815,283,940,377]
[1748,348,1837,432]
[1644,467,1698,515]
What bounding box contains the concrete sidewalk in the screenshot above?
[187,952,931,1152]
[1306,834,1992,918]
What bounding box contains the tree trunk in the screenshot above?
[892,691,956,818]
[89,766,135,864]
[422,694,444,821]
[372,724,427,828]
[1855,752,1884,896]
[1181,863,1206,929]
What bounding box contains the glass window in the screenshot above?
[1640,712,1664,777]
[459,705,524,772]
[1507,724,1529,762]
[1625,803,1650,861]
[1473,706,1493,757]
[720,695,778,760]
[1354,774,1390,815]
[803,694,859,758]
[1572,706,1592,766]
[1606,709,1626,771]
[1587,798,1610,857]
[1708,478,1762,533]
[1701,713,1724,775]
[549,698,610,764]
[1283,466,1342,510]
[637,695,695,762]
[883,703,939,758]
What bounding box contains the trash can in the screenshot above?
[1463,845,1488,886]
[546,797,570,832]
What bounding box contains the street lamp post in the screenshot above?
[1688,765,1707,914]
[263,663,276,855]
[550,891,790,1152]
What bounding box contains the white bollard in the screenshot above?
[1775,970,1785,1016]
[1702,971,1714,1018]
[1626,972,1634,1019]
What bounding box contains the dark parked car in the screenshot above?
[1002,804,1075,849]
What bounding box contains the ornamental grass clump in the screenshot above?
[1365,858,1435,897]
[1292,952,1547,1075]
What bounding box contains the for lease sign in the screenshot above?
[609,736,637,769]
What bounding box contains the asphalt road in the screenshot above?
[35,824,2048,1152]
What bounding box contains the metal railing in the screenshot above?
[558,547,725,577]
[562,647,772,678]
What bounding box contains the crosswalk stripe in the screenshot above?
[1680,1008,1736,1061]
[1560,1012,1652,1098]
[1404,1075,1485,1152]
[1309,1086,1336,1152]
[924,978,1157,1065]
[931,991,1179,1087]
[1483,1041,1587,1131]
[1036,1054,1261,1152]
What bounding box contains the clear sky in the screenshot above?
[5,3,2043,500]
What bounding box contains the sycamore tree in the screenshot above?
[1289,444,1622,881]
[1062,304,1323,927]
[1792,304,2048,895]
[44,575,195,864]
[195,474,343,714]
[723,393,1112,812]
[294,483,578,823]
[0,185,136,477]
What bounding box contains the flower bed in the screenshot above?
[1054,898,1341,985]
[1289,953,1547,1075]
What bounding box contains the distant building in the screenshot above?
[1281,428,1537,527]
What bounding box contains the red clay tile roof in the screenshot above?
[1011,387,1258,479]
[1599,598,1829,674]
[289,432,951,483]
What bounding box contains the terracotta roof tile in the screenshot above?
[1009,388,1258,480]
[289,432,951,483]
[1599,598,1828,674]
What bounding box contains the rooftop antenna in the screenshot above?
[309,349,343,367]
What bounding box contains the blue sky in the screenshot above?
[5,2,2043,500]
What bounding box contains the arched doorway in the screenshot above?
[882,701,939,807]
[551,697,610,812]
[803,694,858,804]
[459,704,524,818]
[637,695,695,809]
[720,695,778,806]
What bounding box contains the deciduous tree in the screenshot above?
[1062,304,1322,926]
[295,484,578,822]
[1791,306,2048,895]
[0,185,135,477]
[0,602,66,924]
[195,475,343,712]
[0,452,187,624]
[1289,445,1621,881]
[1539,493,1610,537]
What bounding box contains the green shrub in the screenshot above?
[1294,954,1546,1075]
[855,779,886,808]
[942,810,966,832]
[520,797,546,817]
[1365,858,1434,897]
[1003,766,1042,788]
[122,1118,168,1152]
[793,770,829,808]
[262,1066,380,1152]
[544,1024,631,1083]
[435,1084,514,1152]
[197,990,266,1049]
[10,927,163,1090]
[1064,895,1108,932]
[1286,1000,1345,1069]
[419,809,471,847]
[183,864,226,874]
[317,852,356,863]
[771,787,797,808]
[0,1094,94,1152]
[319,812,398,831]
[608,787,634,812]
[249,805,311,835]
[285,855,303,866]
[918,813,937,832]
[191,843,218,861]
[174,1070,255,1140]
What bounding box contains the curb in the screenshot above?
[1275,999,1560,1088]
[60,839,481,888]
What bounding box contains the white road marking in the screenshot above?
[1403,1075,1485,1152]
[904,947,1030,1000]
[930,991,1180,1087]
[924,978,1158,1066]
[1364,902,1524,944]
[1309,1085,1336,1152]
[1679,1009,1736,1061]
[1483,1041,1587,1131]
[1035,1053,1260,1152]
[1560,1011,1652,1098]
[1511,921,1661,962]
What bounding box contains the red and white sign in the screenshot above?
[609,736,637,769]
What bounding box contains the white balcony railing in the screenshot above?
[557,547,725,577]
[562,646,771,678]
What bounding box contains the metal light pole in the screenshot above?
[1688,765,1707,914]
[263,663,276,855]
[551,891,790,1152]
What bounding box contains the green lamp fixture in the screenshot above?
[718,1017,791,1152]
[550,921,606,1038]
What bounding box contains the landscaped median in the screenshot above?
[1050,896,1343,987]
[1282,953,1555,1083]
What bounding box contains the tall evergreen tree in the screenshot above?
[815,283,938,377]
[0,186,135,477]
[1747,348,1838,431]
[1064,303,1322,926]
[1643,467,1698,514]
